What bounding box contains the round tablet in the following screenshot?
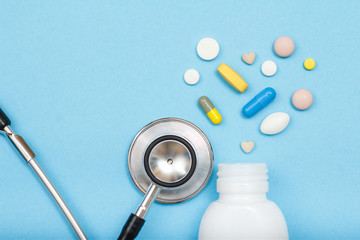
[261,60,277,77]
[184,69,200,85]
[197,38,219,61]
[304,58,316,70]
[292,89,313,110]
[274,36,295,57]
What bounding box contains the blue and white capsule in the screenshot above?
[242,87,276,118]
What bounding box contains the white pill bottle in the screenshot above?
[198,163,289,240]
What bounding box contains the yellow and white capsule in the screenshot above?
[199,96,222,124]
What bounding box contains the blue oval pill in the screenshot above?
[242,87,276,117]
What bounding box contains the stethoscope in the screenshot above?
[1,108,213,240]
[118,118,213,240]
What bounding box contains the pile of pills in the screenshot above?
[183,36,316,153]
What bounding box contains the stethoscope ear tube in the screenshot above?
[0,108,87,240]
[118,184,160,240]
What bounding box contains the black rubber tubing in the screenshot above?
[0,108,11,130]
[118,213,145,240]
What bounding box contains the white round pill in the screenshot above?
[184,69,200,85]
[261,60,277,77]
[197,38,219,61]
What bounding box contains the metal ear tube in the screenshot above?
[0,108,87,240]
[118,184,159,240]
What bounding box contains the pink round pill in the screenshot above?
[274,36,295,57]
[292,89,313,110]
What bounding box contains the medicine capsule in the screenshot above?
[217,63,248,93]
[242,87,276,118]
[199,96,222,124]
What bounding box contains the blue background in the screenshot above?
[1,1,359,239]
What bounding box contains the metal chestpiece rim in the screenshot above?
[128,118,213,203]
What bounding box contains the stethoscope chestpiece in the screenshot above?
[128,118,213,203]
[119,118,214,240]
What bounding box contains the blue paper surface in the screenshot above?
[1,1,360,239]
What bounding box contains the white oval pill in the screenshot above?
[197,38,219,61]
[261,60,277,77]
[260,112,290,135]
[184,69,200,85]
